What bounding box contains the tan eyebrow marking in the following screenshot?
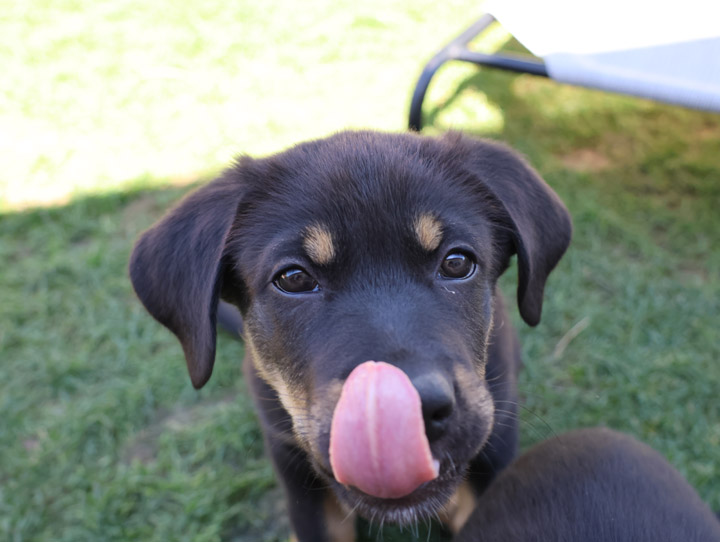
[303,224,336,265]
[414,213,443,252]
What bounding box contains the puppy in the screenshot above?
[455,428,720,542]
[129,131,572,541]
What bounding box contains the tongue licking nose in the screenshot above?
[329,361,440,499]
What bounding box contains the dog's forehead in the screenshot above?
[297,212,442,268]
[234,133,494,269]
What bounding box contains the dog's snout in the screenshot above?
[412,373,455,442]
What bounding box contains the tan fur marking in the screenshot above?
[478,310,494,380]
[245,335,310,443]
[414,213,443,252]
[304,224,336,265]
[308,378,345,458]
[244,334,274,383]
[439,481,476,534]
[324,494,357,542]
[454,363,495,429]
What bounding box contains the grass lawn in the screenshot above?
[1,1,718,541]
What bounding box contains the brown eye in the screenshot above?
[439,251,476,279]
[273,267,319,294]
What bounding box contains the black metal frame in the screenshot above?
[408,14,548,131]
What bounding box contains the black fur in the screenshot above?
[129,130,572,541]
[456,428,720,542]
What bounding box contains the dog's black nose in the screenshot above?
[413,373,455,442]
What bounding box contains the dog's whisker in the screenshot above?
[484,368,510,384]
[469,448,497,477]
[367,509,380,541]
[515,421,554,442]
[492,399,556,434]
[515,404,557,439]
[491,398,519,405]
[342,501,361,524]
[492,407,519,417]
[378,516,386,542]
[491,421,520,434]
[484,435,507,452]
[276,446,315,480]
[444,450,457,477]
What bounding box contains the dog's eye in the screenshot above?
[439,251,476,280]
[273,267,319,294]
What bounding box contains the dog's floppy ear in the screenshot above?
[129,168,246,388]
[449,134,572,326]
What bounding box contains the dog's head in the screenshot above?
[130,131,571,524]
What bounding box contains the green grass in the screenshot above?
[1,1,719,541]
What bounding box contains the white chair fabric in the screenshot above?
[487,0,720,111]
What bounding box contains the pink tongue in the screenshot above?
[329,361,439,499]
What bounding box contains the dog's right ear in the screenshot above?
[129,166,247,389]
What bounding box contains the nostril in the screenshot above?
[423,394,455,442]
[412,374,456,442]
[431,402,453,422]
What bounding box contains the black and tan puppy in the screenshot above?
[456,428,720,542]
[129,131,572,541]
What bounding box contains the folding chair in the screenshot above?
[409,0,720,130]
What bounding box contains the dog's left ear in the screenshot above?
[448,134,572,326]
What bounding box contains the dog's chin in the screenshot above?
[317,459,465,527]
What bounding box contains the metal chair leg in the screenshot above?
[408,14,548,131]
